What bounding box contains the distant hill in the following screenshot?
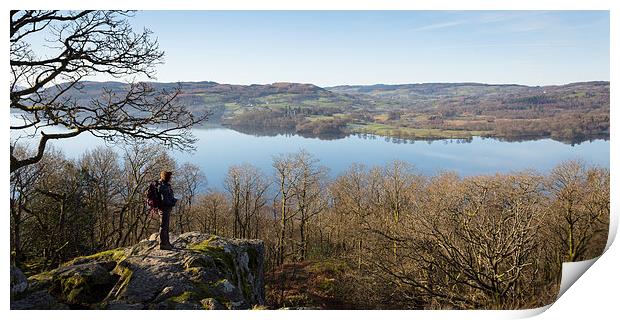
[328,82,529,96]
[327,81,610,103]
[33,80,609,143]
[42,81,364,123]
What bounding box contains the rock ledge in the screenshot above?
[11,232,265,310]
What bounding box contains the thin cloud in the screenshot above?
[435,42,577,50]
[503,19,552,33]
[409,12,520,32]
[409,11,562,34]
[410,19,469,31]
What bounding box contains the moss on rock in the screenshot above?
[27,270,54,285]
[51,263,119,306]
[188,240,237,282]
[62,248,126,267]
[168,291,194,303]
[110,262,133,297]
[60,273,87,304]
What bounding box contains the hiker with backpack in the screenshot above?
[146,171,178,250]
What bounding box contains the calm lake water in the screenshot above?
[29,127,609,190]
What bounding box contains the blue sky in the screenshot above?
[108,11,609,86]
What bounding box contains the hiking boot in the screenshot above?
[159,244,175,251]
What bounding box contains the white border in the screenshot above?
[3,1,617,320]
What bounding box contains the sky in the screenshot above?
[77,11,612,86]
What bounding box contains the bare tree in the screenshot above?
[79,146,123,250]
[192,191,229,235]
[10,145,44,263]
[10,10,208,172]
[224,164,269,239]
[174,163,207,233]
[330,163,372,268]
[548,160,610,262]
[290,150,328,261]
[370,172,547,308]
[272,153,301,265]
[12,147,94,270]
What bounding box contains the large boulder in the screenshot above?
[11,232,265,310]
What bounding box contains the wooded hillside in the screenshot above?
[11,145,609,309]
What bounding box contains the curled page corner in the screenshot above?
[604,207,618,252]
[505,305,551,319]
[556,258,599,299]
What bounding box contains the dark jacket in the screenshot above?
[159,181,177,208]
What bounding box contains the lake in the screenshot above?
[30,127,609,190]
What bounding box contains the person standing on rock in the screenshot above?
[158,171,177,250]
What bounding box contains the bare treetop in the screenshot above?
[10,10,208,173]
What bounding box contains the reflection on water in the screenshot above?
[13,127,610,190]
[228,124,609,146]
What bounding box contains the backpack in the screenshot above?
[145,180,162,210]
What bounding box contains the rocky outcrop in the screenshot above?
[11,232,265,310]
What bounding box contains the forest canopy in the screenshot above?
[10,145,609,309]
